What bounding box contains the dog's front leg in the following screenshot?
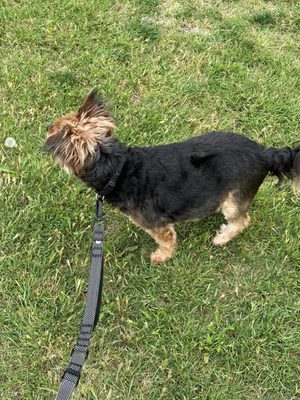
[145,225,177,264]
[128,214,177,264]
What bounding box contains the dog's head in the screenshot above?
[43,89,116,174]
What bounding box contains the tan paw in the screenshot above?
[212,233,231,246]
[150,249,172,264]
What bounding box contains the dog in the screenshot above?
[44,89,300,264]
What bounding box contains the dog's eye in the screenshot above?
[47,123,53,130]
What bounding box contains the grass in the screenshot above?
[1,0,300,398]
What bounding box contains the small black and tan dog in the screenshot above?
[44,89,300,264]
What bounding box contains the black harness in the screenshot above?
[54,196,106,400]
[83,155,126,198]
[97,157,126,197]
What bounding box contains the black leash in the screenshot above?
[54,195,106,400]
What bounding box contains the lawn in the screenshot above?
[1,0,300,399]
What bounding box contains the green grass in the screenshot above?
[1,0,300,398]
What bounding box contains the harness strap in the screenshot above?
[98,157,126,197]
[54,196,106,400]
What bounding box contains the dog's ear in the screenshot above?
[77,88,109,119]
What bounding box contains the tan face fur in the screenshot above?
[44,89,116,175]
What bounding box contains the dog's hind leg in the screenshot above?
[213,191,251,246]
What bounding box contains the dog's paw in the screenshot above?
[150,249,172,264]
[212,233,230,246]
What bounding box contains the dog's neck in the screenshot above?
[79,137,128,196]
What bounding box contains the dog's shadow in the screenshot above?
[106,212,226,265]
[48,71,78,88]
[105,196,292,269]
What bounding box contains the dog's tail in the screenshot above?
[266,145,300,190]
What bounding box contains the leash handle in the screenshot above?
[54,197,105,400]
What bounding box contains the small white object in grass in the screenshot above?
[4,137,17,148]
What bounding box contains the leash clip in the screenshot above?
[95,194,107,227]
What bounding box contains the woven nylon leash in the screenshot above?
[54,195,106,400]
